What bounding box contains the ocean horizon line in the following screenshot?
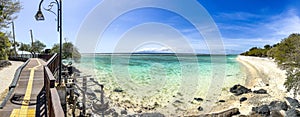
[80,53,239,56]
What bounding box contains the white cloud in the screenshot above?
[134,47,173,53]
[223,37,278,49]
[266,9,300,37]
[215,12,261,21]
[216,9,300,53]
[218,9,300,37]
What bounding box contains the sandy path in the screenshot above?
[236,56,262,87]
[0,61,24,101]
[238,56,286,96]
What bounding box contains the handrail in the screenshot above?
[46,53,59,74]
[44,67,56,88]
[0,59,30,109]
[46,53,58,65]
[44,66,64,117]
[50,88,65,117]
[44,53,64,117]
[9,60,30,89]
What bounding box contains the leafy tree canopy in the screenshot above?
[0,0,21,60]
[240,45,271,57]
[0,0,21,30]
[51,42,81,61]
[18,43,30,52]
[0,32,11,60]
[30,40,46,54]
[18,40,46,56]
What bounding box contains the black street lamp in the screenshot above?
[35,10,45,21]
[35,0,63,85]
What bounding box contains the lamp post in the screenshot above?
[11,21,17,57]
[35,0,63,85]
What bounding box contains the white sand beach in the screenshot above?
[0,61,24,101]
[210,55,288,115]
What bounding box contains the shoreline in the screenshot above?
[72,55,290,116]
[210,55,288,115]
[0,61,24,103]
[237,55,287,98]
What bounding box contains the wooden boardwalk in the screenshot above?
[0,58,46,116]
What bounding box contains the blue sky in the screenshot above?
[7,0,300,54]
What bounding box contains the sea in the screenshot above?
[74,54,247,112]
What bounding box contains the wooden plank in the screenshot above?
[0,59,46,116]
[44,67,56,88]
[1,55,65,117]
[50,89,64,117]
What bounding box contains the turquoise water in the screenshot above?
[76,54,245,95]
[75,54,246,110]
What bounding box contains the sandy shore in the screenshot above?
[210,55,287,115]
[0,61,24,102]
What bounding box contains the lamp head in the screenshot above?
[35,10,45,21]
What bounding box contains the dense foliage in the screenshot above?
[18,43,30,52]
[0,0,21,29]
[18,40,46,56]
[31,40,46,55]
[0,0,21,60]
[273,34,300,96]
[241,33,300,97]
[0,32,11,60]
[51,42,81,61]
[240,44,273,57]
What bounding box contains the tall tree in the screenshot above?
[30,40,46,56]
[272,34,300,65]
[0,0,21,60]
[0,0,21,30]
[18,43,30,52]
[51,44,59,54]
[264,44,271,50]
[18,43,30,57]
[0,32,11,60]
[51,42,81,61]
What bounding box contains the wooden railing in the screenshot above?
[43,53,64,117]
[45,53,60,74]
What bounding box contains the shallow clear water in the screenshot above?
[75,54,246,113]
[75,54,247,111]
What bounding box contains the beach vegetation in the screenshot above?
[30,40,46,55]
[0,0,21,30]
[0,0,21,60]
[0,32,11,60]
[51,42,81,61]
[18,43,30,52]
[240,45,271,57]
[270,34,300,65]
[285,69,300,96]
[271,34,300,97]
[18,40,46,56]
